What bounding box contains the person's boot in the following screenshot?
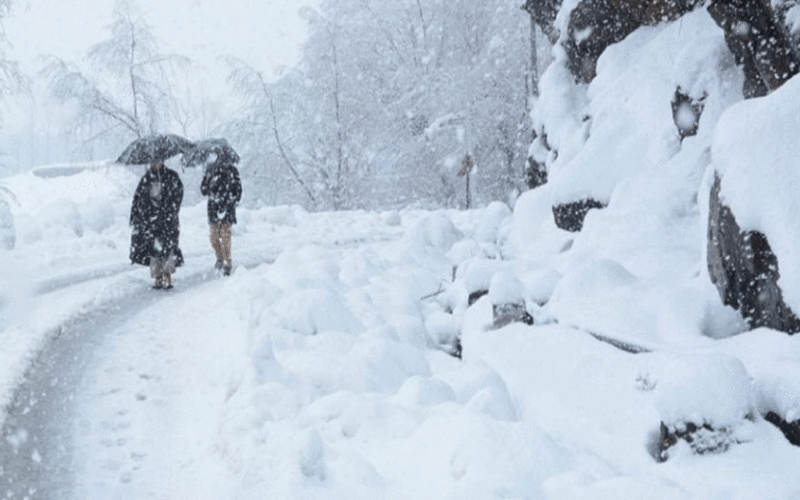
[164,273,174,289]
[153,274,163,289]
[223,261,232,276]
[215,258,224,270]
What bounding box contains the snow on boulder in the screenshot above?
[462,383,517,422]
[530,8,739,237]
[448,239,484,268]
[562,0,702,83]
[709,72,800,332]
[454,257,514,307]
[547,258,656,340]
[717,329,800,445]
[518,267,562,306]
[474,201,511,244]
[506,184,574,262]
[489,271,533,329]
[488,270,524,305]
[649,352,757,460]
[392,375,457,408]
[409,212,463,252]
[424,310,461,355]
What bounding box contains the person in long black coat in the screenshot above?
[200,158,242,275]
[130,161,184,289]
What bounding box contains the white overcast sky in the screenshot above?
[4,0,316,76]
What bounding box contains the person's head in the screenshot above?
[150,161,164,170]
[204,152,221,170]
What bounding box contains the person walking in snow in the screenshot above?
[200,155,242,276]
[129,161,184,289]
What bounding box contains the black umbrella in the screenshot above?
[182,138,240,168]
[115,134,195,165]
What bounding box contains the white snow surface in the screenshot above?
[2,7,800,499]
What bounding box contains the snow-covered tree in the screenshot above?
[43,0,189,155]
[0,0,22,101]
[224,58,319,208]
[229,0,531,209]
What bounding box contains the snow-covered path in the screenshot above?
[0,171,412,498]
[70,275,245,499]
[0,262,250,499]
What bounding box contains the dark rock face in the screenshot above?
[522,0,563,42]
[525,157,548,190]
[707,174,800,333]
[553,199,606,232]
[525,0,799,91]
[492,302,534,329]
[526,131,554,191]
[563,0,702,83]
[658,421,738,461]
[707,0,800,98]
[671,87,706,140]
[468,289,488,306]
[765,412,800,446]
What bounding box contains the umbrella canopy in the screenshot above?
[182,138,240,168]
[115,134,195,165]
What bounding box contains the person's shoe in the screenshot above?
[152,275,163,289]
[215,259,224,270]
[222,262,232,276]
[164,273,174,289]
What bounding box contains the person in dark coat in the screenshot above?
[200,156,242,275]
[130,161,184,289]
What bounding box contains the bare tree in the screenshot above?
[43,0,188,154]
[225,57,318,206]
[0,0,24,102]
[227,0,530,209]
[0,0,19,247]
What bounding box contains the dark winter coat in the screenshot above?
[200,162,242,225]
[129,165,184,267]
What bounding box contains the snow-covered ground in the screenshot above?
[2,6,800,499]
[0,158,798,498]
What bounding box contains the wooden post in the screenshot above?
[457,153,474,209]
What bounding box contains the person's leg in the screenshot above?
[209,223,224,268]
[149,257,164,289]
[221,224,233,275]
[163,255,176,289]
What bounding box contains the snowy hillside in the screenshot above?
[1,4,800,500]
